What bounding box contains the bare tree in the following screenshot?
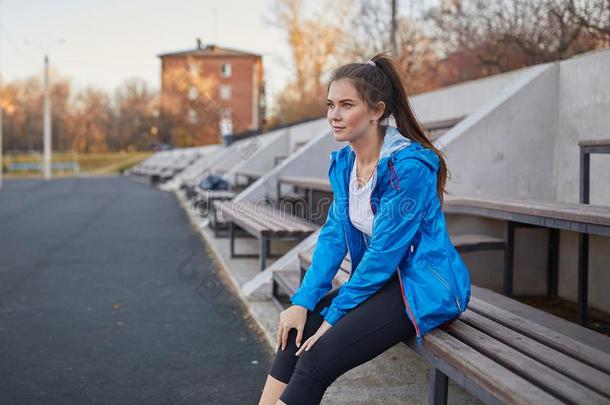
[424,0,610,85]
[264,0,345,123]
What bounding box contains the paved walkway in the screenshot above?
[0,177,272,404]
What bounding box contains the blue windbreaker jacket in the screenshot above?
[290,124,472,344]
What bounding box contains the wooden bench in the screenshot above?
[192,189,238,230]
[213,199,318,271]
[234,170,264,190]
[271,247,610,404]
[276,175,334,223]
[444,195,610,327]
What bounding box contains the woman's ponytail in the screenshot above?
[328,51,450,206]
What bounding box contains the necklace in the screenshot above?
[356,157,380,188]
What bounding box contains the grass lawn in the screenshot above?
[1,151,153,178]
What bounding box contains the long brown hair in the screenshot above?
[326,51,450,206]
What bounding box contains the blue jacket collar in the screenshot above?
[347,124,412,161]
[331,125,440,197]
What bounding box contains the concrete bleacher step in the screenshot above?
[271,269,301,311]
[272,268,345,311]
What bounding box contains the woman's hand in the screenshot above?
[277,304,308,351]
[295,320,332,356]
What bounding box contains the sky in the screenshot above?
[0,0,294,111]
[0,0,438,112]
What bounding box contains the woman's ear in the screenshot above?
[373,101,385,121]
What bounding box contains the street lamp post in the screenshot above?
[43,54,51,179]
[25,38,64,180]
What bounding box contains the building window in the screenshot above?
[221,63,232,78]
[187,86,199,100]
[219,85,231,100]
[188,62,198,77]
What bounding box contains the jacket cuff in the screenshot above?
[290,291,316,311]
[322,305,346,326]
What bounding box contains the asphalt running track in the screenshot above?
[0,176,272,404]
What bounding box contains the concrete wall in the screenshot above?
[436,49,610,313]
[238,129,343,203]
[211,131,284,176]
[412,66,533,124]
[553,49,610,310]
[438,63,558,199]
[554,48,610,205]
[223,119,329,185]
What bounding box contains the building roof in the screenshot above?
[158,39,261,58]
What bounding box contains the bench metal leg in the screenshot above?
[547,228,560,299]
[428,367,448,405]
[307,188,313,221]
[578,148,590,326]
[578,232,589,325]
[229,221,235,258]
[212,206,219,237]
[503,220,515,297]
[579,149,590,204]
[260,237,269,271]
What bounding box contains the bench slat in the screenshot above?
[460,310,610,398]
[217,200,318,237]
[418,328,563,404]
[257,203,318,232]
[218,200,292,236]
[215,201,274,236]
[450,317,609,404]
[195,189,237,199]
[444,195,610,228]
[250,208,315,237]
[468,296,610,374]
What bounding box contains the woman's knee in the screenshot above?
[293,343,337,389]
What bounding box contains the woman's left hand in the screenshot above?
[295,320,332,356]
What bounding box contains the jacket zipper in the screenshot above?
[425,263,462,312]
[343,224,353,282]
[397,268,421,339]
[366,160,422,341]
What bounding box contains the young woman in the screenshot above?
[259,52,471,405]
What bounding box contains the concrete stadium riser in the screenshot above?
[554,49,610,205]
[411,63,532,125]
[237,129,343,204]
[223,118,329,187]
[435,48,610,315]
[212,131,285,176]
[222,130,290,185]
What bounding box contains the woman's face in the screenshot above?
[327,79,381,142]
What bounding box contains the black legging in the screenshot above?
[268,271,416,404]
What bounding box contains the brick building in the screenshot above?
[158,38,265,146]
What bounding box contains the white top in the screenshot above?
[349,159,377,236]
